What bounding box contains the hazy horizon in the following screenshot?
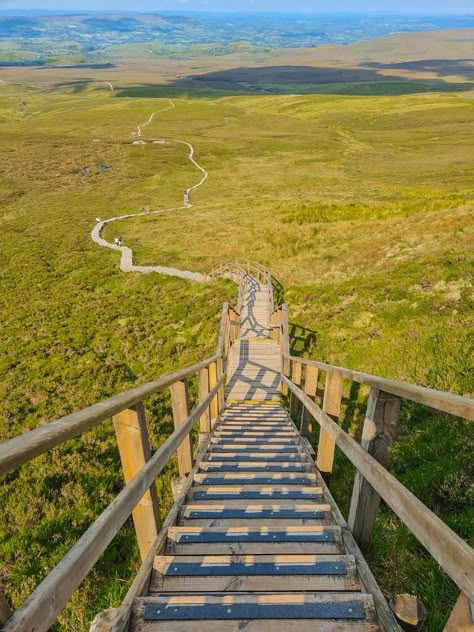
[1,1,473,15]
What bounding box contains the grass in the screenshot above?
[0,78,472,630]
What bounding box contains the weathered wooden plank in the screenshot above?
[113,404,160,561]
[166,526,344,555]
[288,356,474,420]
[290,361,303,419]
[134,618,379,632]
[170,381,193,477]
[198,367,211,435]
[348,388,401,551]
[301,364,319,437]
[150,555,360,592]
[193,472,318,485]
[317,372,344,483]
[209,362,219,423]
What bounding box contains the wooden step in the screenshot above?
[212,436,297,443]
[166,526,344,554]
[209,444,301,453]
[193,472,318,485]
[190,485,323,501]
[214,430,297,437]
[134,593,379,631]
[199,461,311,472]
[149,554,360,592]
[206,452,304,462]
[181,502,332,526]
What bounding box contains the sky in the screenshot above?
[1,0,473,12]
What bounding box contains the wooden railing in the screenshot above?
[282,355,474,626]
[0,301,240,632]
[209,257,284,309]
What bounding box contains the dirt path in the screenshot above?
[91,100,209,282]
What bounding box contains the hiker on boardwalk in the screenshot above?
[114,236,123,247]
[183,189,190,205]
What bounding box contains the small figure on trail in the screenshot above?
[80,166,89,176]
[183,189,190,205]
[143,205,150,213]
[96,217,101,223]
[99,164,110,172]
[114,236,123,247]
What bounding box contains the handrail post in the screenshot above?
[113,403,160,561]
[198,367,211,443]
[348,387,401,551]
[170,380,193,477]
[301,364,318,436]
[217,356,225,413]
[290,360,302,418]
[280,304,290,396]
[209,361,219,425]
[316,371,343,484]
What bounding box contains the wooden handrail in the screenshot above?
[286,355,474,420]
[0,355,219,477]
[282,376,474,603]
[3,375,225,632]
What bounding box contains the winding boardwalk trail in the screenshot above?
[91,100,209,282]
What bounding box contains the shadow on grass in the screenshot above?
[111,63,474,98]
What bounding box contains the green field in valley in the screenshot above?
[0,57,473,631]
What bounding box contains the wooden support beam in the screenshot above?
[444,592,474,632]
[301,364,318,437]
[290,361,302,418]
[316,371,343,483]
[198,367,211,435]
[170,381,193,477]
[209,361,219,424]
[217,357,225,414]
[113,403,160,561]
[348,387,401,551]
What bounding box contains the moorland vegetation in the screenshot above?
[0,29,473,630]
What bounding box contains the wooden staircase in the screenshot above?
[129,275,380,631]
[1,258,473,632]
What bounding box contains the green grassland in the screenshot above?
[0,73,473,631]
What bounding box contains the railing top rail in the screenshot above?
[283,376,474,603]
[288,355,474,420]
[0,354,219,477]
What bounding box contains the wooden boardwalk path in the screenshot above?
[226,275,281,403]
[1,261,473,632]
[130,277,381,631]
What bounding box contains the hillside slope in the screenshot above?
[0,83,472,630]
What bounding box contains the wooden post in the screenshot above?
[209,361,219,424]
[198,367,211,436]
[290,361,302,418]
[170,380,193,477]
[217,357,225,414]
[301,364,318,437]
[444,593,474,631]
[113,403,160,561]
[281,304,290,396]
[316,371,343,484]
[348,387,401,551]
